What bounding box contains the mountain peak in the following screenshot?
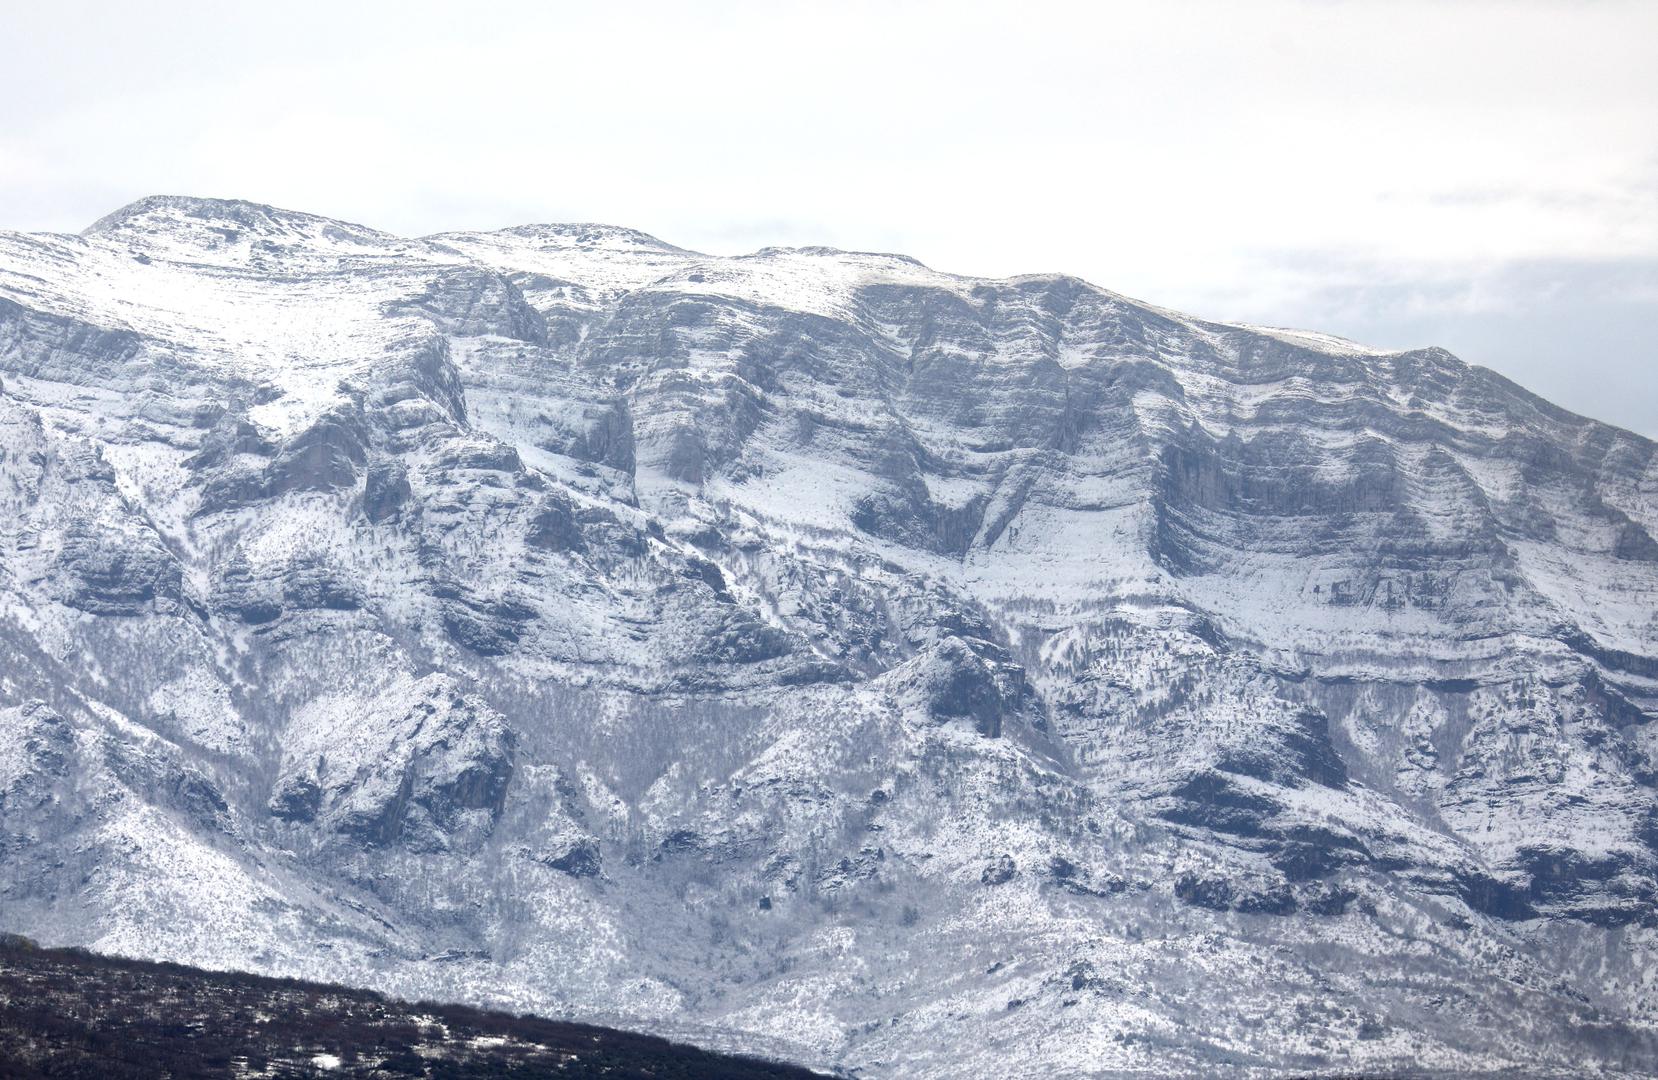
[746,244,931,269]
[468,221,694,254]
[83,194,395,248]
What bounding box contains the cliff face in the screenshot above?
[1,195,1656,1077]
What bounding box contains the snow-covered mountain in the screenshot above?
[2,195,1656,1077]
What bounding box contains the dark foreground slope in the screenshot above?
[0,936,829,1080]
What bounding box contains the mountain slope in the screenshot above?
[1,195,1656,1078]
[0,934,830,1079]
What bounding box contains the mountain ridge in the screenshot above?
[1,195,1655,1078]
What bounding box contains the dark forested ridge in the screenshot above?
[0,935,830,1079]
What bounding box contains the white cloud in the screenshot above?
[2,0,1655,431]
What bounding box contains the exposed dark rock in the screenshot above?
[362,460,411,523]
[1212,709,1348,790]
[211,558,282,624]
[383,267,548,344]
[432,440,522,474]
[184,417,275,472]
[53,528,182,616]
[440,595,534,656]
[1161,773,1283,836]
[268,409,368,495]
[274,679,516,851]
[1519,846,1634,913]
[281,559,363,611]
[546,839,602,878]
[657,829,704,857]
[525,495,584,552]
[1269,826,1371,881]
[981,854,1016,885]
[1452,868,1538,921]
[1302,884,1361,916]
[0,703,73,813]
[695,609,791,666]
[1174,873,1234,912]
[899,638,1012,737]
[267,774,322,822]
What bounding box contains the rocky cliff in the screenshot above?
[1,195,1656,1077]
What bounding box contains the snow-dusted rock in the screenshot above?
[1,195,1657,1077]
[271,674,514,852]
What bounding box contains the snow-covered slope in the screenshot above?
[2,195,1656,1078]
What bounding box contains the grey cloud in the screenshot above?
[1249,255,1658,437]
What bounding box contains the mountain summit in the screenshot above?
[1,197,1656,1077]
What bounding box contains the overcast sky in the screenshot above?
[4,0,1655,434]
